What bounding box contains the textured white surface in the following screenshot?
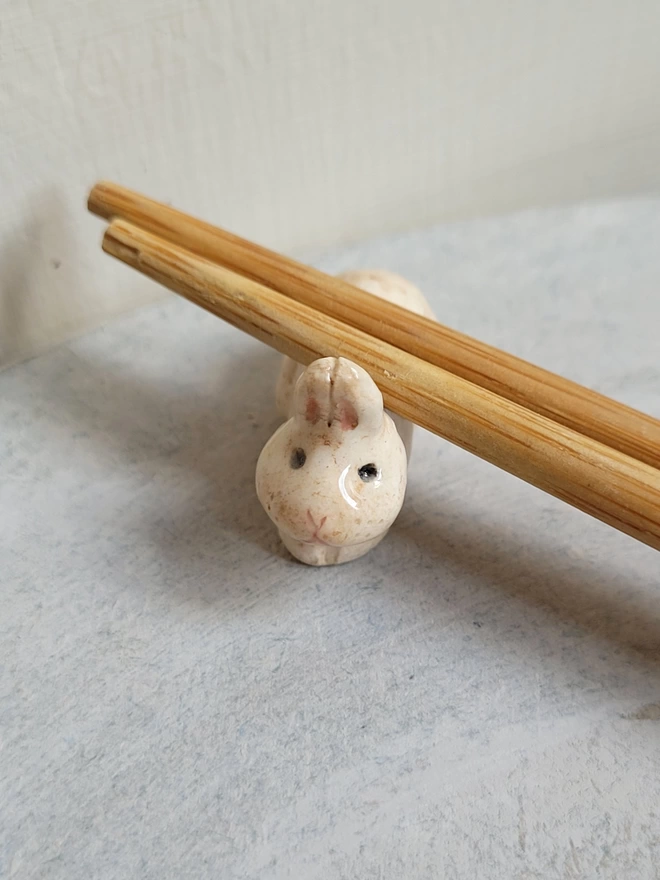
[3,0,660,365]
[2,199,660,878]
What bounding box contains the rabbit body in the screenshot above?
[256,270,434,566]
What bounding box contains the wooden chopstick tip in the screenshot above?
[102,221,141,265]
[88,181,115,219]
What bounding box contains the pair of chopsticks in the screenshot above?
[88,182,660,552]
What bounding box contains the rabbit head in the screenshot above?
[256,357,407,565]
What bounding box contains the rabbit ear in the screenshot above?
[330,358,384,435]
[292,358,334,426]
[293,357,385,434]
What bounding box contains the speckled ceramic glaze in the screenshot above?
[256,270,434,565]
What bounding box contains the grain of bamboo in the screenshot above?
[102,218,660,552]
[89,181,660,470]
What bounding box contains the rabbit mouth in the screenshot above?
[306,510,332,545]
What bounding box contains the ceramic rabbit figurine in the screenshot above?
[256,270,434,566]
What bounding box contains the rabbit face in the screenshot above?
[256,357,407,560]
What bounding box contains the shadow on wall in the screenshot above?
[0,189,84,368]
[0,188,160,369]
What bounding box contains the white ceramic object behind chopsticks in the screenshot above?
[256,270,434,565]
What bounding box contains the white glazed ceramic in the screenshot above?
[256,270,434,566]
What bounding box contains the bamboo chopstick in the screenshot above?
[89,181,660,470]
[101,218,660,552]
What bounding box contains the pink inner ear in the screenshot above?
[305,397,321,423]
[337,400,359,431]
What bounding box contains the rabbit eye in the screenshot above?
[358,463,380,482]
[290,448,306,469]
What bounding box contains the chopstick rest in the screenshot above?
[257,270,434,565]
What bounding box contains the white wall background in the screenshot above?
[2,0,660,367]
